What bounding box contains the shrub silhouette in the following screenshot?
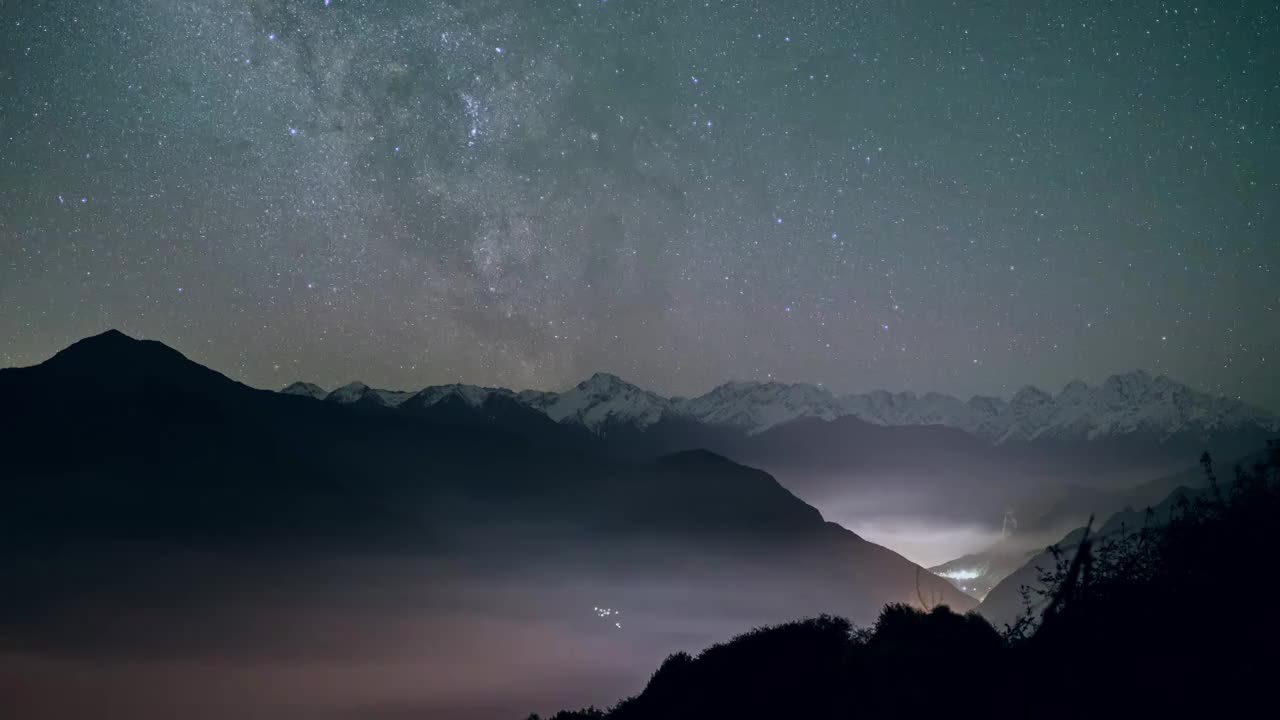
[606,615,855,720]
[1015,439,1280,712]
[536,440,1280,719]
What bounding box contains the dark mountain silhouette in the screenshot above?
[0,330,972,622]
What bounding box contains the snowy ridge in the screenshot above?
[518,373,672,431]
[836,370,1279,443]
[403,383,513,410]
[673,380,844,431]
[323,382,414,408]
[293,381,513,410]
[281,381,327,400]
[841,390,975,429]
[281,369,1279,442]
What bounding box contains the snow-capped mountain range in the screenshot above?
[282,369,1279,444]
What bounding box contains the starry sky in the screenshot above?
[2,0,1277,409]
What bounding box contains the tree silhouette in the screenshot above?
[536,440,1280,718]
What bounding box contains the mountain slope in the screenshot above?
[0,330,973,623]
[280,381,327,400]
[971,450,1272,628]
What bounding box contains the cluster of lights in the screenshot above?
[593,606,622,629]
[937,568,986,595]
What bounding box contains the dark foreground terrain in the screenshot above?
[537,442,1280,719]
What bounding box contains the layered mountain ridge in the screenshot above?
[286,369,1279,445]
[2,329,975,624]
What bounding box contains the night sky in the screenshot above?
[2,0,1276,409]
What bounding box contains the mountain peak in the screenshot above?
[407,383,506,409]
[579,372,638,393]
[658,447,736,467]
[323,381,413,408]
[52,328,146,359]
[37,329,239,393]
[537,372,670,431]
[1102,369,1155,392]
[1011,385,1053,405]
[91,328,131,342]
[281,381,327,400]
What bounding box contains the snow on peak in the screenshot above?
[1011,385,1053,405]
[405,383,511,409]
[678,371,1278,441]
[325,381,412,408]
[281,381,327,400]
[327,381,369,403]
[981,371,1278,442]
[277,368,1277,442]
[996,386,1060,442]
[842,389,972,428]
[676,380,843,432]
[1067,370,1276,437]
[529,373,671,431]
[582,372,631,390]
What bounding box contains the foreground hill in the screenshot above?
[534,609,1004,720]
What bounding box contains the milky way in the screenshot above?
[2,1,1276,407]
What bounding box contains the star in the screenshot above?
[0,0,1274,414]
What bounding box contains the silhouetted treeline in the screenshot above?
[534,440,1280,719]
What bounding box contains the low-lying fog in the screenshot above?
[2,460,1158,718]
[2,543,914,719]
